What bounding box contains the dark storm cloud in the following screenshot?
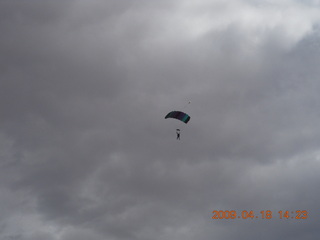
[1,1,320,240]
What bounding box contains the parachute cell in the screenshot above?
[165,111,190,124]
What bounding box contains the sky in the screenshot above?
[1,0,320,239]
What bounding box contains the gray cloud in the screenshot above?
[1,1,320,239]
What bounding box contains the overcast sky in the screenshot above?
[1,0,320,239]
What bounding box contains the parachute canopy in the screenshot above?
[165,111,190,124]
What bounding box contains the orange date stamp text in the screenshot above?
[211,210,308,220]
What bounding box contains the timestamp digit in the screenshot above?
[301,210,308,219]
[284,210,290,219]
[296,210,302,219]
[219,210,225,219]
[224,210,229,219]
[230,210,237,219]
[247,210,254,219]
[242,210,248,219]
[266,210,272,219]
[212,210,219,219]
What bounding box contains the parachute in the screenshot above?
[165,111,190,124]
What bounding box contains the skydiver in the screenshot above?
[176,129,180,140]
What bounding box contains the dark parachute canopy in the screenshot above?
[165,111,190,124]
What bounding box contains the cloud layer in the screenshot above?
[1,1,320,239]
